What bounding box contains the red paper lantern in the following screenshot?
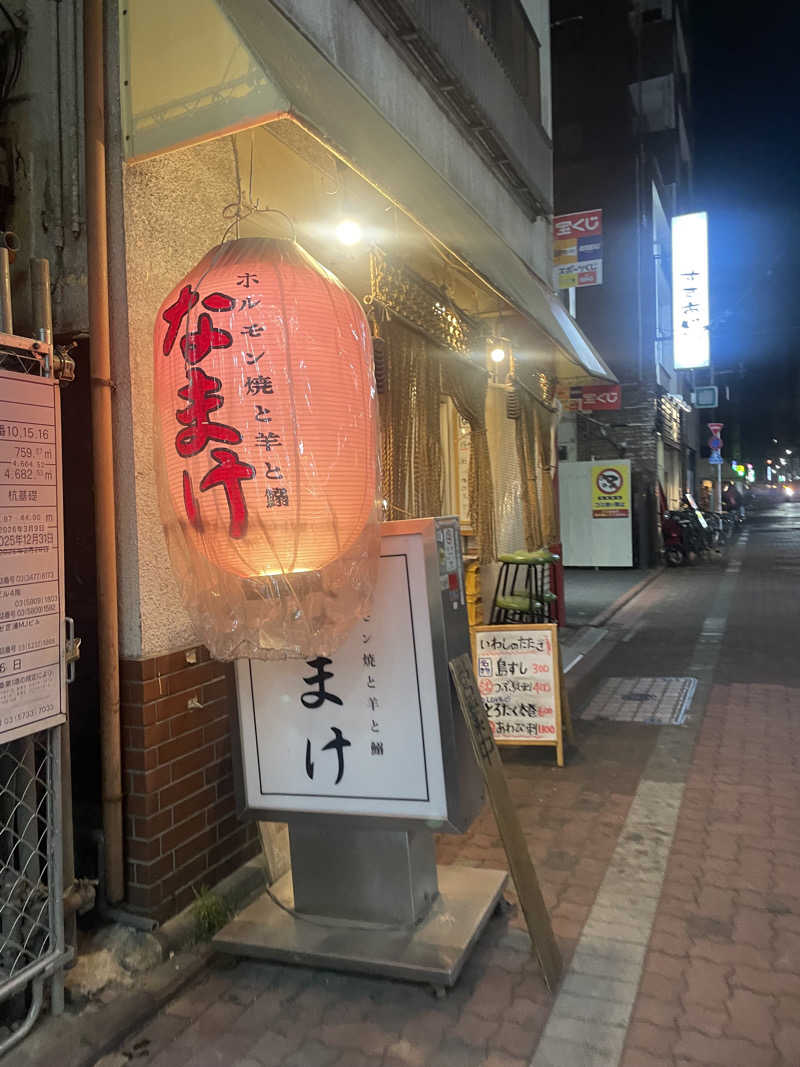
[154,237,378,579]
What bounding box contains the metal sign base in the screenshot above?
[214,857,507,989]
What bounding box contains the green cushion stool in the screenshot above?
[490,546,559,625]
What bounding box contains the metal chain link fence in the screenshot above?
[0,727,66,1056]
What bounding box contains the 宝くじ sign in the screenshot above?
[553,209,603,289]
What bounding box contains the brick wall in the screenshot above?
[576,383,661,566]
[120,646,259,922]
[576,382,659,476]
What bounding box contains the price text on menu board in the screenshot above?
[471,624,563,752]
[0,370,66,742]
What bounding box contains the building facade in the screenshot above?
[1,0,613,923]
[552,0,699,565]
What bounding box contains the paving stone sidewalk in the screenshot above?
[91,716,659,1067]
[82,509,800,1066]
[620,682,800,1067]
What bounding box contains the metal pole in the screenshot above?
[49,726,66,1016]
[30,258,53,346]
[30,258,76,957]
[84,0,124,903]
[0,247,12,332]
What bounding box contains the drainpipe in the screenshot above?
[30,258,80,952]
[84,0,124,903]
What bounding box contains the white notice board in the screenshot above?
[558,460,633,567]
[471,624,564,765]
[235,531,449,820]
[0,369,66,741]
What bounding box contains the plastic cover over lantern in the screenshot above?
[153,237,380,660]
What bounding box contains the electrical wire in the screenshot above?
[261,876,422,933]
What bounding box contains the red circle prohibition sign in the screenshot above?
[596,467,623,495]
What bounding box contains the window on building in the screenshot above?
[466,1,542,124]
[652,181,673,379]
[635,0,674,19]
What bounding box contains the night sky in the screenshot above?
[691,2,800,459]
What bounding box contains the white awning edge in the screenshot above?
[214,0,616,384]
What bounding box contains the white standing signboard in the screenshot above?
[236,531,449,820]
[472,624,564,766]
[558,459,634,567]
[0,369,66,741]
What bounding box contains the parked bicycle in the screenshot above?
[661,493,744,566]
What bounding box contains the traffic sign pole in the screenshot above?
[708,424,724,513]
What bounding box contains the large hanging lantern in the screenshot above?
[153,237,380,659]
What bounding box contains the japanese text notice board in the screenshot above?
[0,369,66,741]
[471,624,564,765]
[235,525,458,822]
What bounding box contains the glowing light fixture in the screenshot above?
[672,211,710,369]
[490,345,506,363]
[154,236,378,579]
[336,218,363,246]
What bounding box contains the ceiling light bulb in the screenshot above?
[336,219,362,246]
[490,346,506,363]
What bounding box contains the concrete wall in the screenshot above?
[222,0,553,285]
[114,139,238,658]
[521,0,553,139]
[0,0,87,336]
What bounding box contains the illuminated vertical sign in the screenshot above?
[553,209,603,289]
[672,212,710,369]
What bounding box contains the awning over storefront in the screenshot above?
[121,0,615,385]
[217,0,615,385]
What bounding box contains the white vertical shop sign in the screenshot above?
[672,211,710,370]
[0,370,66,741]
[235,532,449,819]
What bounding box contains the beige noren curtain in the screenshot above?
[515,381,559,549]
[441,353,496,563]
[379,321,443,520]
